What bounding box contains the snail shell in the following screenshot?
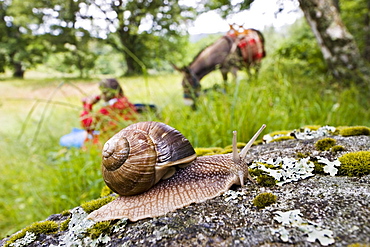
[88,122,266,222]
[101,121,197,196]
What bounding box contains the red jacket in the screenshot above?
[80,96,137,131]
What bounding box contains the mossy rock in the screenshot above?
[100,185,114,197]
[315,138,336,151]
[252,192,277,209]
[339,126,370,136]
[224,142,247,150]
[87,221,112,239]
[331,145,345,152]
[302,125,321,131]
[4,221,59,247]
[338,151,370,177]
[270,136,295,143]
[195,147,224,156]
[81,196,116,214]
[313,161,325,175]
[256,174,276,187]
[267,130,291,137]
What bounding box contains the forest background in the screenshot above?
[0,0,369,237]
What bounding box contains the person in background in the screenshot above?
[80,78,137,135]
[60,78,157,148]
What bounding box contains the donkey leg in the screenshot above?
[220,68,229,93]
[231,66,238,82]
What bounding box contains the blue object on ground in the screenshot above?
[60,128,87,148]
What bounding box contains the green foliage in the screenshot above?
[338,151,370,177]
[341,0,369,61]
[252,192,277,209]
[274,19,326,75]
[314,138,337,151]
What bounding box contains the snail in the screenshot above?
[88,121,266,222]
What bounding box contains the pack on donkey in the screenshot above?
[175,24,266,108]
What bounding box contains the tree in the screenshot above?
[0,0,48,78]
[0,0,98,78]
[83,0,196,75]
[298,0,369,85]
[35,0,98,78]
[205,0,369,85]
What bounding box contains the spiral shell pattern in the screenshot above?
[101,121,196,196]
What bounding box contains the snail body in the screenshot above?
[88,121,266,222]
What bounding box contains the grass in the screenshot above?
[0,56,369,237]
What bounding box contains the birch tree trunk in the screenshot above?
[298,0,369,85]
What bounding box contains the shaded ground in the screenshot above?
[1,135,369,247]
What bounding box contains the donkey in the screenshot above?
[176,27,266,108]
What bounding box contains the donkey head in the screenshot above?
[173,65,201,109]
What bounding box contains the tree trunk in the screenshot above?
[13,62,24,78]
[298,0,369,85]
[364,0,370,62]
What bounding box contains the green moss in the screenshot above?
[60,210,71,216]
[315,138,336,151]
[100,185,113,197]
[267,130,291,137]
[347,243,370,247]
[331,145,345,152]
[270,136,295,142]
[338,151,370,177]
[252,192,277,208]
[249,168,265,177]
[81,196,116,214]
[59,218,71,232]
[253,139,263,146]
[302,125,321,131]
[313,161,325,174]
[339,126,370,136]
[194,147,223,156]
[224,142,247,150]
[296,152,310,159]
[256,174,276,187]
[218,148,233,154]
[86,221,112,239]
[5,221,59,247]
